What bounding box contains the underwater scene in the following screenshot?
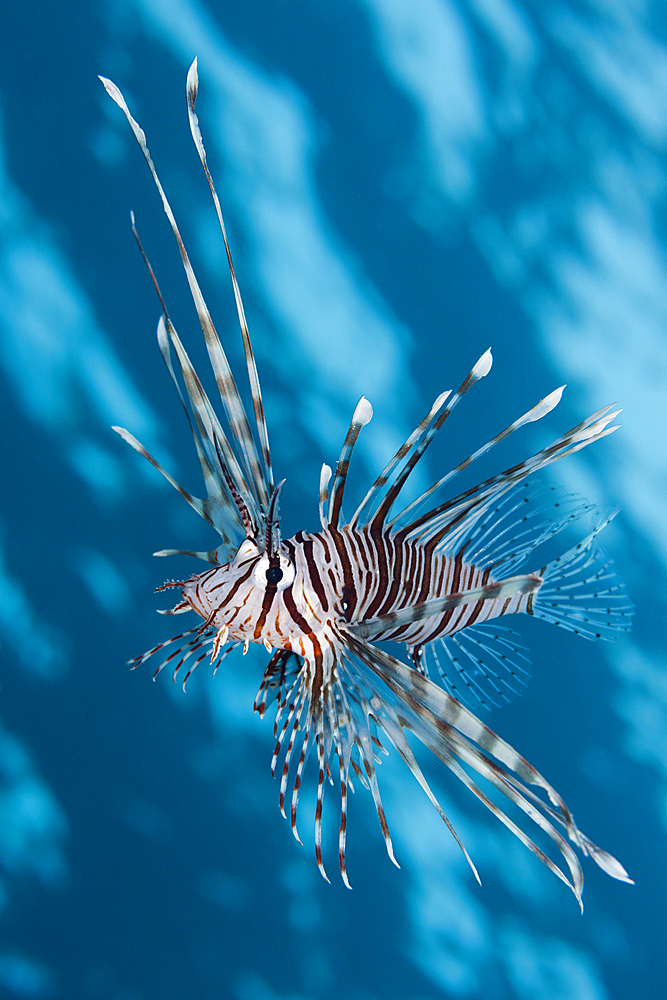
[0,1,664,998]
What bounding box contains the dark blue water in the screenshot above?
[0,2,664,998]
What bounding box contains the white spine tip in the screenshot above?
[353,397,373,426]
[186,58,199,104]
[543,385,565,410]
[591,848,634,883]
[98,75,117,99]
[156,314,170,354]
[528,385,565,422]
[319,463,332,492]
[433,390,452,410]
[472,348,493,379]
[99,75,127,112]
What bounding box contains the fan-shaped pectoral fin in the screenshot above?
[342,631,633,904]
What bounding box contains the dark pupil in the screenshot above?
[266,565,283,586]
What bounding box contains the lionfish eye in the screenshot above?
[253,553,295,591]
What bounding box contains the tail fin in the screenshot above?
[530,512,633,640]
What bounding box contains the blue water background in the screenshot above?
[0,1,664,997]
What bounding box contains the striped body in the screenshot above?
[184,526,534,653]
[103,62,634,904]
[296,527,534,643]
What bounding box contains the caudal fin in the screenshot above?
[530,513,633,640]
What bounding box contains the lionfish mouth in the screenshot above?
[102,60,633,906]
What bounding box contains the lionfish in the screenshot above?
[101,61,633,906]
